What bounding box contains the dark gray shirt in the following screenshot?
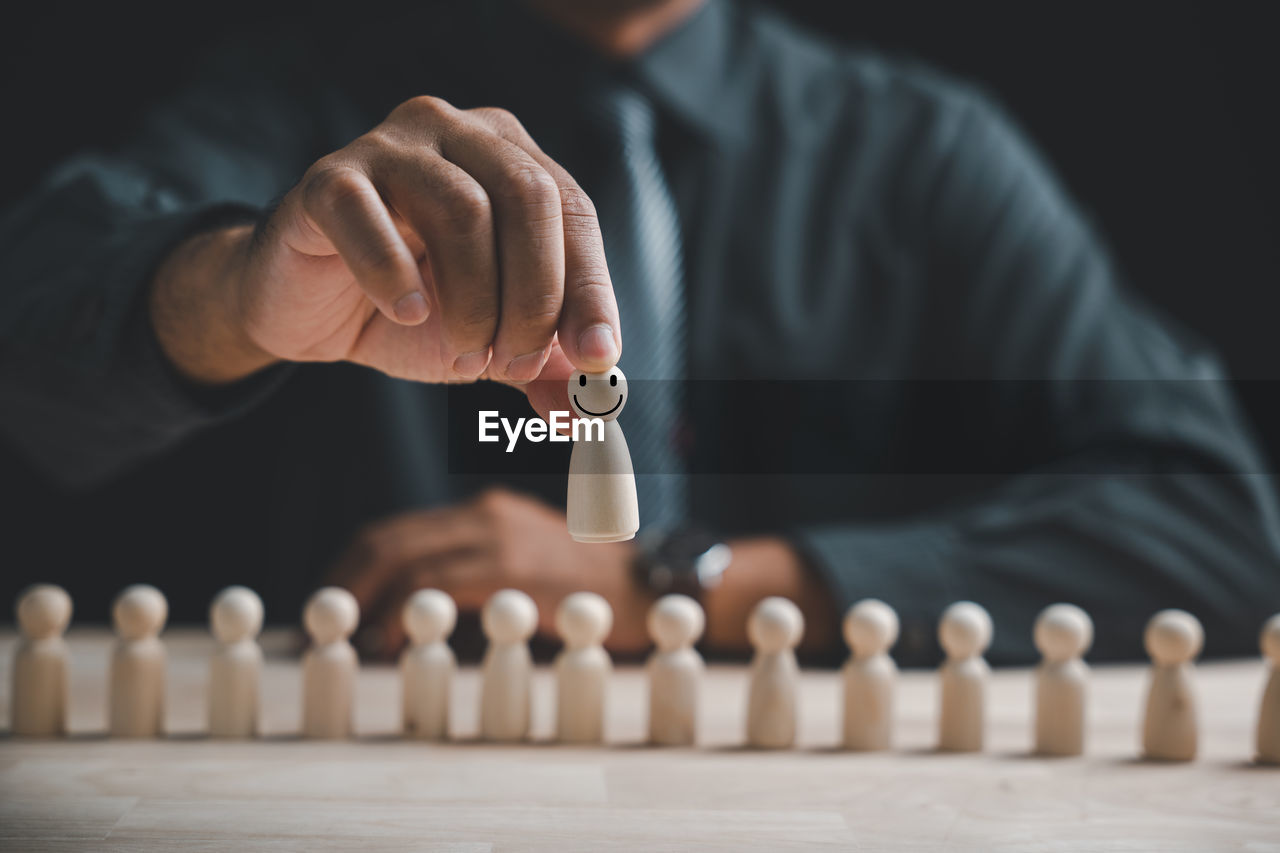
[1,0,1277,662]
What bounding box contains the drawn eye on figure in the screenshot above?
[567,368,628,421]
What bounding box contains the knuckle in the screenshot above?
[511,291,563,327]
[396,94,453,121]
[566,271,613,299]
[496,165,560,214]
[448,300,499,339]
[303,164,368,213]
[434,179,492,233]
[357,128,399,157]
[558,185,598,222]
[473,106,526,135]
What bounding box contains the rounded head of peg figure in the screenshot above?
[112,584,168,641]
[402,589,457,645]
[1261,614,1280,664]
[1144,609,1203,665]
[843,598,899,659]
[568,367,628,421]
[1033,603,1093,663]
[556,591,613,649]
[747,596,804,655]
[210,585,264,645]
[482,589,538,645]
[938,601,992,660]
[16,584,72,640]
[648,594,705,653]
[303,587,359,645]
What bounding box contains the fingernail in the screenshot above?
[577,323,619,364]
[506,348,548,383]
[453,349,491,379]
[393,291,429,325]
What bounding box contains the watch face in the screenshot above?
[638,526,729,595]
[694,543,733,588]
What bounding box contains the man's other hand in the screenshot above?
[150,97,621,420]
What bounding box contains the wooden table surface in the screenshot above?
[1,628,1277,851]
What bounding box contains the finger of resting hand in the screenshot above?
[440,123,565,383]
[300,165,429,326]
[469,109,621,373]
[328,507,492,613]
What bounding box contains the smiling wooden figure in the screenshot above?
[566,367,639,543]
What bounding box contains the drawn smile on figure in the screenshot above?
[570,371,627,419]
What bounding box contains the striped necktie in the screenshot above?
[588,87,688,534]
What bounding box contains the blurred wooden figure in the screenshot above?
[1142,609,1202,762]
[109,584,168,738]
[555,592,613,743]
[401,589,457,740]
[301,587,359,739]
[937,601,992,752]
[1033,603,1092,756]
[841,598,898,751]
[480,589,537,742]
[11,584,72,737]
[746,596,804,749]
[208,586,264,738]
[647,594,705,746]
[1254,613,1280,764]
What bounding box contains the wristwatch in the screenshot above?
[632,526,732,600]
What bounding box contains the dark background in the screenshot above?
[3,0,1277,443]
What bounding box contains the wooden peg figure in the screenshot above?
[1141,608,1202,762]
[555,592,613,743]
[1033,603,1092,756]
[480,589,537,742]
[1258,613,1280,765]
[566,367,639,543]
[937,601,992,752]
[301,587,359,739]
[109,584,168,738]
[12,584,72,737]
[647,594,705,746]
[401,589,457,740]
[208,585,264,738]
[841,598,898,751]
[746,596,804,749]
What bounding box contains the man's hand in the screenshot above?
[326,487,841,658]
[150,97,620,418]
[327,488,653,655]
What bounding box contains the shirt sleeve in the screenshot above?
[795,89,1280,664]
[0,45,345,488]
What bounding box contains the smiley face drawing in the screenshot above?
[568,367,628,422]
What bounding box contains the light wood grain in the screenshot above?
[1,628,1277,851]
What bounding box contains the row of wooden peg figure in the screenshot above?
[10,583,1280,762]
